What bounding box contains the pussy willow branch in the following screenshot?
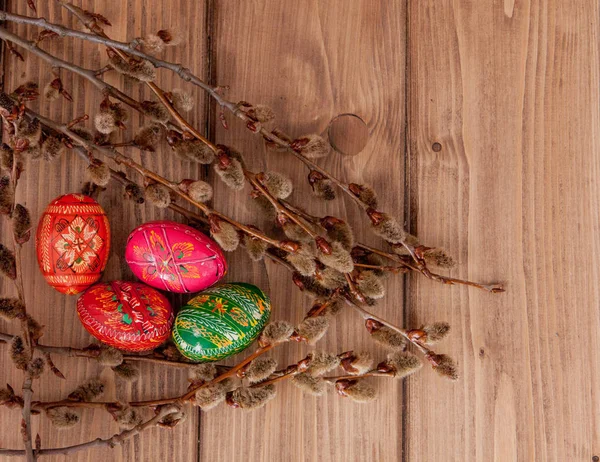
[0,27,143,112]
[48,4,364,209]
[49,9,329,256]
[284,198,503,292]
[3,140,36,461]
[21,107,288,251]
[356,243,503,292]
[57,3,217,153]
[0,332,197,369]
[345,298,431,357]
[28,342,283,411]
[13,102,438,370]
[0,7,420,264]
[0,8,500,277]
[0,404,180,458]
[0,10,503,292]
[243,170,320,240]
[0,23,301,254]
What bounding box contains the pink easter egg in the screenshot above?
[125,220,227,293]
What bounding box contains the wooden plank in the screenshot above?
[406,1,600,460]
[0,1,208,460]
[202,1,406,461]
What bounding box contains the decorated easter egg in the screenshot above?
[35,193,110,295]
[173,283,271,361]
[77,281,174,352]
[125,220,227,294]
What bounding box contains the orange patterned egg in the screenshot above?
[77,281,174,352]
[35,194,111,295]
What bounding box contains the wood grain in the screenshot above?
[0,1,209,461]
[406,1,600,461]
[203,1,406,461]
[1,0,599,461]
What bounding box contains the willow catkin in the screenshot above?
[316,267,346,290]
[369,325,406,351]
[250,105,275,125]
[286,248,317,276]
[210,220,240,251]
[322,219,355,250]
[306,351,340,376]
[39,136,65,162]
[193,383,227,410]
[423,249,456,269]
[94,112,116,135]
[134,124,162,151]
[231,384,276,410]
[145,184,171,208]
[292,134,331,159]
[341,351,374,375]
[296,316,330,345]
[112,362,140,382]
[356,271,385,299]
[370,213,406,244]
[112,405,143,429]
[68,378,105,401]
[291,373,327,396]
[189,363,218,383]
[86,160,111,187]
[423,322,451,344]
[27,357,45,379]
[262,171,293,199]
[171,89,194,112]
[174,140,215,164]
[241,234,268,262]
[259,320,294,345]
[12,204,31,242]
[214,158,245,190]
[10,336,28,370]
[317,241,354,273]
[245,358,278,384]
[428,354,459,381]
[46,407,80,429]
[96,347,124,367]
[0,298,24,320]
[349,183,378,209]
[0,243,16,279]
[340,380,377,403]
[386,352,422,379]
[0,176,13,215]
[187,181,213,203]
[141,100,170,123]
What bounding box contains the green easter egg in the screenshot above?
[172,283,271,362]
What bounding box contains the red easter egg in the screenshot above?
[125,220,227,294]
[35,194,110,295]
[77,281,174,352]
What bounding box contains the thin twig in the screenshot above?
[0,404,180,457]
[0,332,198,369]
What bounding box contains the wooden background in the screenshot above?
[0,0,598,461]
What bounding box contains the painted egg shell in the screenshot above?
[35,193,110,295]
[173,283,271,362]
[125,220,227,294]
[77,281,174,352]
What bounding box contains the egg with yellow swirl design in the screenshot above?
[172,283,271,362]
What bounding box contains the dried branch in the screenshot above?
[0,404,180,457]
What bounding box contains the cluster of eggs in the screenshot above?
[36,194,270,360]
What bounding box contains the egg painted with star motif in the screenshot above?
[172,283,271,362]
[125,220,227,294]
[35,193,110,295]
[77,281,174,352]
